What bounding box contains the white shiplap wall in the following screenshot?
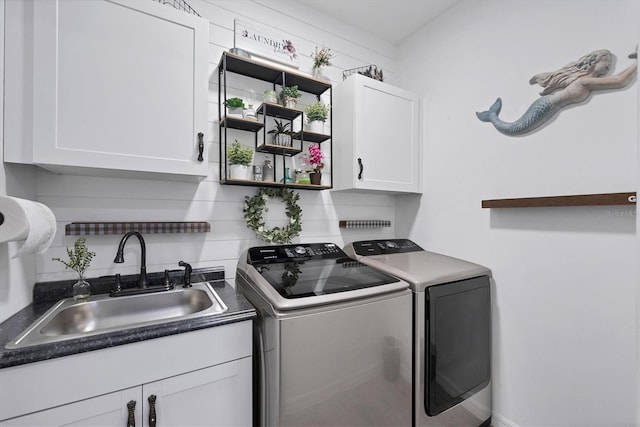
[35,0,401,284]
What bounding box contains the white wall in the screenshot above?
[0,0,39,323]
[0,0,402,322]
[397,0,639,426]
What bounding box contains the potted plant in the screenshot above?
[225,97,245,117]
[263,90,278,104]
[304,101,329,133]
[279,85,302,108]
[52,237,96,300]
[268,119,293,147]
[311,45,334,79]
[308,144,324,185]
[227,140,253,180]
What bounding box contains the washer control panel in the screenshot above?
[248,243,344,264]
[351,239,423,256]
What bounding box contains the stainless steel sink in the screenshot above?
[6,282,228,349]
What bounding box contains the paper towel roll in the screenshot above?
[0,196,57,257]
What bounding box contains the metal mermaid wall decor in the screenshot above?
[476,48,637,136]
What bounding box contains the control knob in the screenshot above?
[294,246,307,256]
[385,241,398,249]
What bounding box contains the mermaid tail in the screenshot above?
[476,96,559,136]
[476,98,502,122]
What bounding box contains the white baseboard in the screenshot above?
[491,411,521,427]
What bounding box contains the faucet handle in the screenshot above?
[101,273,122,295]
[178,261,192,288]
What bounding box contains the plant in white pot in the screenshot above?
[268,119,293,147]
[279,85,302,109]
[304,101,329,133]
[225,97,245,117]
[227,140,253,180]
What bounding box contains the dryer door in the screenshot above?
[425,275,491,416]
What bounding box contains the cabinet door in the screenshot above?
[5,0,209,179]
[334,74,421,193]
[3,387,140,427]
[355,77,421,193]
[142,357,252,427]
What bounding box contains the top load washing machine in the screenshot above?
[236,242,413,427]
[344,239,492,427]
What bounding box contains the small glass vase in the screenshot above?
[312,67,326,80]
[279,167,295,183]
[73,275,90,300]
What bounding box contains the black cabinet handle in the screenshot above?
[148,395,157,427]
[197,132,204,162]
[126,400,136,427]
[357,158,363,180]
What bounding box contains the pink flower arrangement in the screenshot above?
[308,144,324,173]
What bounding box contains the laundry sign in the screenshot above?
[234,19,299,68]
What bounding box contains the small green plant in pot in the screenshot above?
[227,140,254,180]
[263,90,278,104]
[280,85,302,108]
[225,97,245,117]
[304,101,329,133]
[52,237,96,300]
[268,119,293,147]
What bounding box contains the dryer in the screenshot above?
[344,239,492,427]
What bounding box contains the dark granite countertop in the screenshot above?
[0,268,256,369]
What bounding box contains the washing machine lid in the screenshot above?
[237,243,409,310]
[344,239,491,292]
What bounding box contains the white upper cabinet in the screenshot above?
[333,74,422,194]
[4,0,210,180]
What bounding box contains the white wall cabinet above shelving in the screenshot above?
[333,74,422,194]
[4,0,210,180]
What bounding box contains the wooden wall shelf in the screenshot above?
[482,192,636,209]
[65,222,211,235]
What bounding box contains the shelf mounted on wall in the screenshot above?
[481,192,636,209]
[65,222,211,236]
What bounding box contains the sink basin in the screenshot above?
[6,282,228,349]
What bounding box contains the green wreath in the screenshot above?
[243,187,302,244]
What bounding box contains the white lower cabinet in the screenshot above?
[0,322,253,426]
[3,359,252,427]
[2,387,139,426]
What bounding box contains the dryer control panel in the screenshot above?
[351,239,423,256]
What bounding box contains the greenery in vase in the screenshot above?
[312,46,334,70]
[225,97,245,108]
[304,101,329,123]
[227,140,253,165]
[264,90,278,103]
[52,237,96,279]
[308,144,324,173]
[279,85,302,101]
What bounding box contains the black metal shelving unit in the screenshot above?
[218,51,333,190]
